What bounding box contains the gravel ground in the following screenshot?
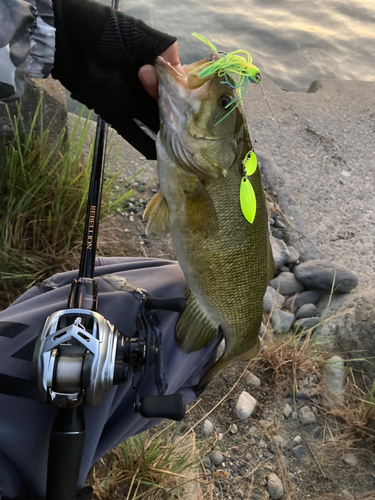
[242,77,375,289]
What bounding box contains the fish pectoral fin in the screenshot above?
[143,191,171,235]
[194,338,260,396]
[268,240,275,282]
[175,288,219,353]
[184,181,219,235]
[192,140,236,178]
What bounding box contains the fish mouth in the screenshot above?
[155,55,222,178]
[155,56,189,132]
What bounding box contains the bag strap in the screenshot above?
[0,374,35,399]
[1,486,93,499]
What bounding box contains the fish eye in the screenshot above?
[219,95,232,108]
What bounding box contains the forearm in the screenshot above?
[0,0,177,158]
[0,0,55,100]
[51,0,175,94]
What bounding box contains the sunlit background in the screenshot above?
[69,0,375,111]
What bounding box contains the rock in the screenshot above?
[293,435,302,445]
[293,260,358,294]
[323,355,345,406]
[270,272,305,295]
[285,291,320,311]
[0,76,68,154]
[298,406,316,425]
[249,437,256,445]
[249,426,258,436]
[246,373,261,387]
[263,451,274,459]
[280,265,291,273]
[203,419,214,436]
[293,444,306,460]
[283,403,292,418]
[267,472,284,499]
[274,216,286,229]
[291,411,297,420]
[286,246,300,265]
[295,303,317,319]
[263,286,285,312]
[210,450,224,466]
[343,454,358,467]
[259,439,267,448]
[283,456,290,468]
[218,433,223,441]
[312,427,321,438]
[236,391,257,420]
[271,309,295,334]
[297,390,311,400]
[315,290,375,379]
[288,473,297,484]
[229,423,238,435]
[294,317,321,334]
[270,236,290,270]
[273,435,287,450]
[342,490,355,500]
[202,456,212,469]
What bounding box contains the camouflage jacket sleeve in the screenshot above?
[0,0,55,101]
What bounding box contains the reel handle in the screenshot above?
[145,297,185,313]
[139,394,186,421]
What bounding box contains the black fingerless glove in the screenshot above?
[51,0,176,159]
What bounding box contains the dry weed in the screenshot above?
[255,327,324,395]
[90,423,212,500]
[317,369,375,467]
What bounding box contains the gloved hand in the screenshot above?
[51,0,177,159]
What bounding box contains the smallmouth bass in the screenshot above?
[144,49,274,394]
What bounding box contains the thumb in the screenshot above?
[139,41,183,100]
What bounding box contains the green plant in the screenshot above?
[0,93,138,303]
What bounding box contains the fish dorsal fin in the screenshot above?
[143,191,171,235]
[184,181,219,236]
[268,240,275,282]
[175,288,219,353]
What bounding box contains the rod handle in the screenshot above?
[46,407,85,500]
[140,394,186,421]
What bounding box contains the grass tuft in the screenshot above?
[91,424,206,500]
[0,94,136,304]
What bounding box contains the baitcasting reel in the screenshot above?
[32,285,186,420]
[33,308,148,407]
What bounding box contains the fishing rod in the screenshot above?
[32,2,186,498]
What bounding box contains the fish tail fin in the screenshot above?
[175,288,218,353]
[194,338,260,396]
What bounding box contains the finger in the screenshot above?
[161,41,184,76]
[138,64,159,100]
[139,41,184,100]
